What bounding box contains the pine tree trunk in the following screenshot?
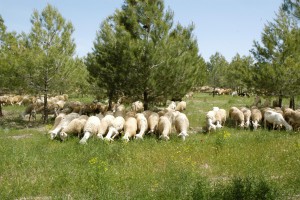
[143,90,148,111]
[0,103,3,117]
[278,95,283,108]
[289,96,295,110]
[43,92,48,123]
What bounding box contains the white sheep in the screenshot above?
[122,117,138,142]
[174,112,189,141]
[206,108,223,132]
[157,116,172,140]
[131,101,144,113]
[49,112,80,140]
[135,113,148,140]
[175,101,187,112]
[240,107,251,129]
[79,116,101,144]
[96,114,115,139]
[206,110,217,132]
[104,116,125,141]
[60,115,89,141]
[264,110,292,131]
[250,108,262,130]
[229,107,245,128]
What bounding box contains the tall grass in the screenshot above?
[0,93,299,199]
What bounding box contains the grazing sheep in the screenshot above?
[158,116,172,140]
[240,107,251,129]
[105,116,125,141]
[229,107,245,128]
[206,107,223,132]
[175,112,189,141]
[49,113,80,140]
[215,108,227,126]
[20,103,37,121]
[250,108,262,130]
[131,101,144,113]
[60,115,89,141]
[283,107,294,124]
[135,113,148,140]
[175,101,187,112]
[206,110,217,132]
[79,116,101,144]
[96,114,115,139]
[264,110,292,131]
[122,117,138,142]
[147,112,160,134]
[288,110,300,131]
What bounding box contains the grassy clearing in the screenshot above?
[0,93,299,199]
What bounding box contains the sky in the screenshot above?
[0,0,283,61]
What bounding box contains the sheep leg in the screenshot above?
[79,131,91,144]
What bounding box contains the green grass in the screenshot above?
[0,93,299,199]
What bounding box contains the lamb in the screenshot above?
[166,101,176,111]
[229,107,245,128]
[174,112,189,141]
[49,112,80,140]
[60,115,89,141]
[250,108,262,130]
[157,115,172,140]
[122,117,138,142]
[240,107,251,129]
[104,116,125,141]
[135,113,148,140]
[96,114,115,139]
[131,101,144,113]
[175,101,187,112]
[147,112,160,134]
[79,116,101,144]
[264,110,292,131]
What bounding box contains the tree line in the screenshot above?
[0,0,299,121]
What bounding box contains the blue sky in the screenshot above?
[0,0,283,61]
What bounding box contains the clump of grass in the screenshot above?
[191,176,279,200]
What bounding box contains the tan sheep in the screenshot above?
[122,117,138,142]
[175,112,189,141]
[79,116,101,144]
[240,107,251,129]
[250,108,262,130]
[147,112,160,134]
[175,101,187,112]
[135,113,148,140]
[105,116,125,141]
[60,115,89,141]
[96,114,115,139]
[229,107,244,128]
[158,116,172,140]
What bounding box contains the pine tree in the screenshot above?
[86,0,206,109]
[250,7,300,107]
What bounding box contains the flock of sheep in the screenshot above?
[48,100,189,144]
[7,92,299,144]
[206,105,300,133]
